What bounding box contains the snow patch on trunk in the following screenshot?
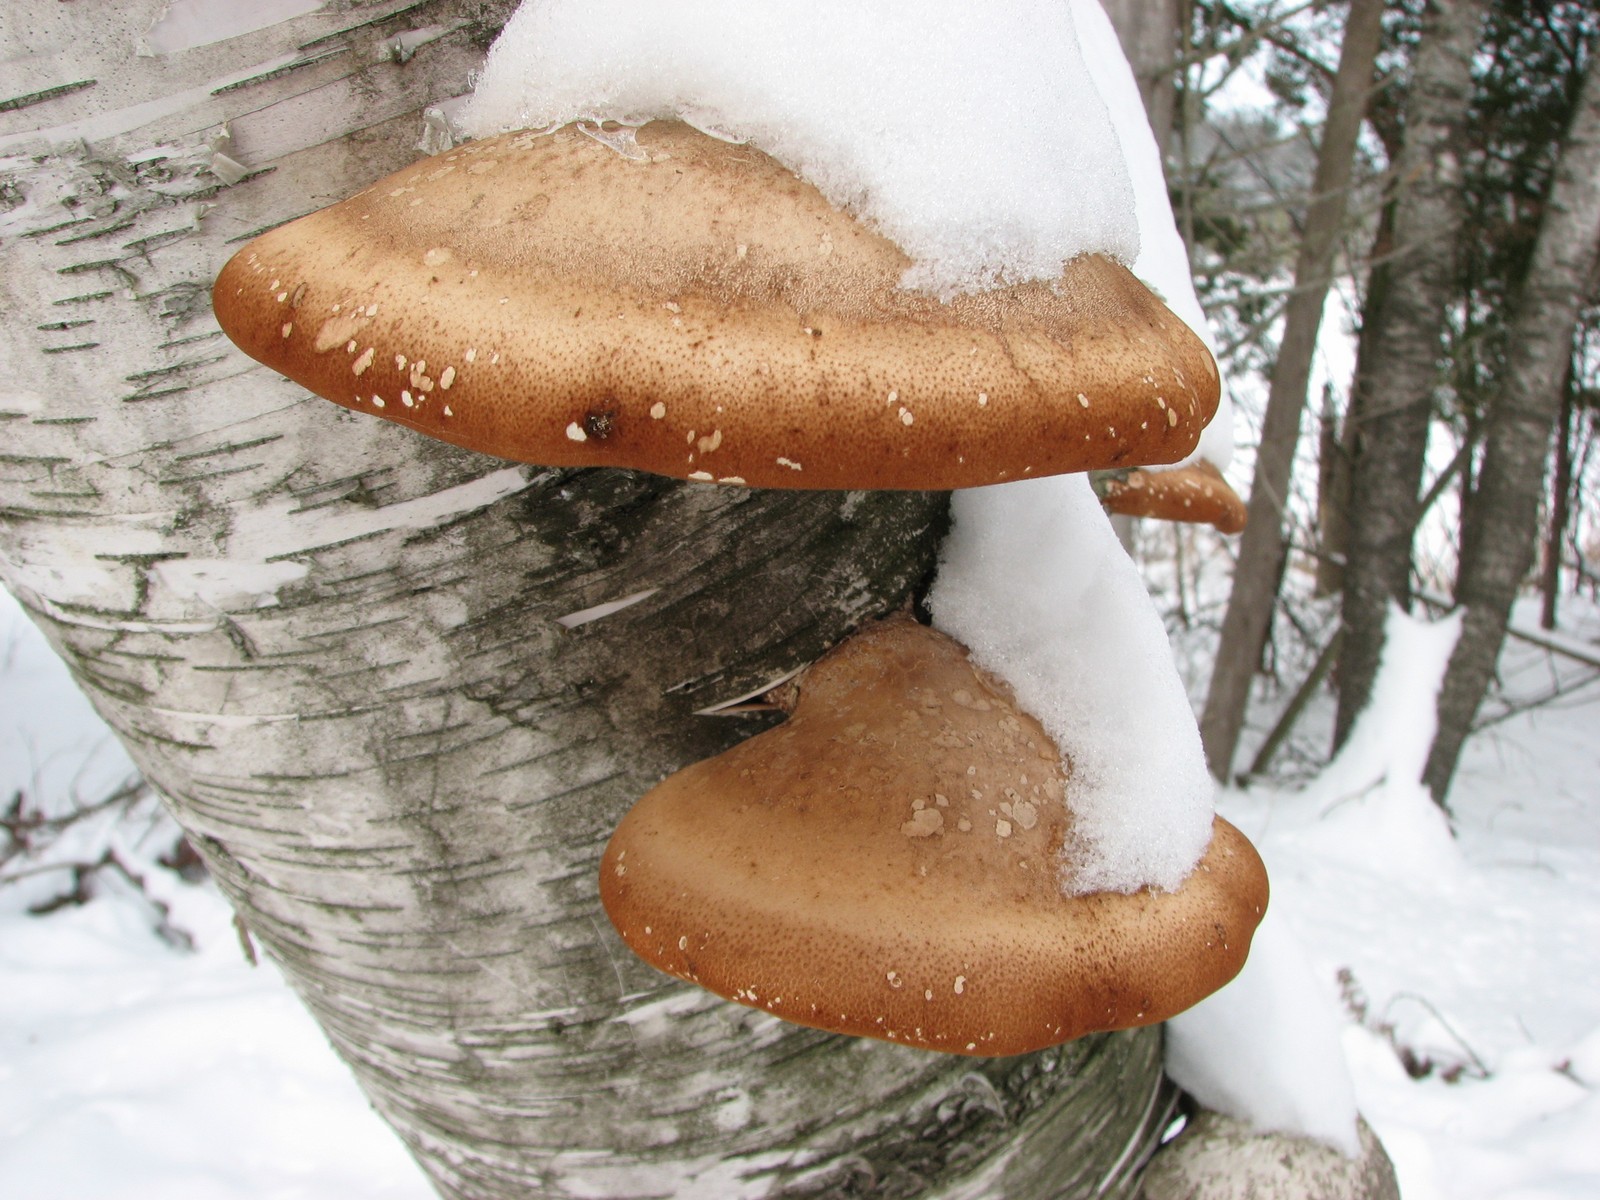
[1302,605,1465,878]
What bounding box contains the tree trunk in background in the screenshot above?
[1539,368,1578,631]
[1198,0,1384,781]
[1315,382,1351,596]
[1100,0,1183,155]
[0,3,1174,1197]
[1318,198,1400,601]
[1423,51,1600,804]
[1333,0,1489,750]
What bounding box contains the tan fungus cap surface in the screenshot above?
[600,616,1268,1056]
[1098,460,1248,534]
[213,121,1221,490]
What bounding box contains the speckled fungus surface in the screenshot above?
[212,121,1220,490]
[1098,460,1248,534]
[600,615,1268,1056]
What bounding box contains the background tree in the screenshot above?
[1423,44,1600,801]
[1541,322,1600,630]
[1156,1,1598,786]
[1199,0,1385,781]
[1333,0,1490,748]
[1101,0,1184,151]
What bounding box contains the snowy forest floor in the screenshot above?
[2,575,1597,1200]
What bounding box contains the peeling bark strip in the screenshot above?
[0,2,1172,1196]
[0,79,97,115]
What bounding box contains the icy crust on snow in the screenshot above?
[928,475,1215,894]
[461,0,1139,296]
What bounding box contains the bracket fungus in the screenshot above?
[1095,460,1249,534]
[602,616,1267,1056]
[212,121,1219,491]
[211,114,1266,1057]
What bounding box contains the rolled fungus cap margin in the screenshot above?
[212,120,1222,490]
[600,615,1269,1057]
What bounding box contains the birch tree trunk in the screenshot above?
[1334,0,1489,749]
[1198,0,1384,780]
[0,3,1174,1196]
[1423,49,1600,803]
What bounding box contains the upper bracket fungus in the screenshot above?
[601,615,1268,1056]
[212,121,1219,491]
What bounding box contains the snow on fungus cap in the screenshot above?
[1096,460,1248,534]
[599,616,1269,1056]
[212,122,1221,490]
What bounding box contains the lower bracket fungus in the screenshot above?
[601,615,1268,1056]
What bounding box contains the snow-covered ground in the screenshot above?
[4,579,1598,1197]
[1220,601,1600,1198]
[0,588,433,1200]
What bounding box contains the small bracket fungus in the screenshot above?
[600,616,1268,1056]
[1094,460,1248,535]
[212,121,1220,490]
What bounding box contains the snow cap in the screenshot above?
[461,0,1139,296]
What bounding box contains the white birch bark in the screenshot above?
[1,3,1171,1196]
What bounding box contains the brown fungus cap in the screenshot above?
[1097,460,1248,534]
[600,616,1268,1056]
[213,121,1220,490]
